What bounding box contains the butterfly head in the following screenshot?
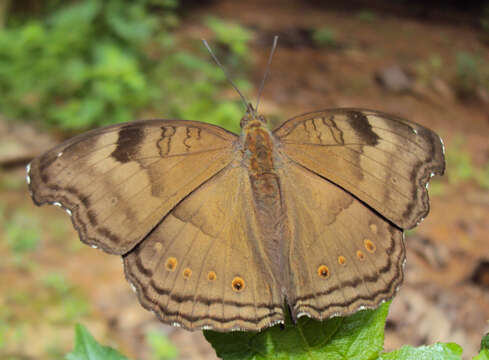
[240,103,267,130]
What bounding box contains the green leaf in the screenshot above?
[379,343,463,360]
[476,333,489,359]
[481,333,489,350]
[474,350,489,360]
[204,301,390,360]
[48,0,101,28]
[65,324,129,360]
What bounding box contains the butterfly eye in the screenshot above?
[338,256,346,265]
[240,115,250,128]
[232,277,245,292]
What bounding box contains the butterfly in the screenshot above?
[26,39,445,332]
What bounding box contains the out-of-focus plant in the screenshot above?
[415,54,443,86]
[0,0,252,134]
[154,49,249,135]
[152,17,253,134]
[357,10,378,22]
[205,16,253,59]
[445,137,489,190]
[421,136,489,197]
[4,209,40,255]
[0,0,169,130]
[453,52,489,99]
[446,138,474,185]
[475,163,489,189]
[312,26,340,48]
[146,330,178,360]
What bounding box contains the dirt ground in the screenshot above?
[1,1,488,359]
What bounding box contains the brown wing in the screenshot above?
[277,161,405,320]
[27,120,237,255]
[123,162,284,331]
[274,108,445,229]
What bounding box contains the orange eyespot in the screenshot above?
[364,239,376,253]
[232,277,245,292]
[338,256,346,265]
[183,268,192,279]
[356,250,365,260]
[317,265,329,278]
[207,271,217,281]
[165,257,177,271]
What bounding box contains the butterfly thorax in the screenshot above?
[244,126,274,177]
[241,107,273,174]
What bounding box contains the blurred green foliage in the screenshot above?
[476,163,489,189]
[453,52,489,99]
[0,170,27,190]
[482,333,489,351]
[206,16,253,59]
[42,271,72,296]
[356,10,378,22]
[445,137,489,190]
[312,26,339,48]
[446,141,473,184]
[474,332,489,359]
[0,202,89,358]
[4,209,40,255]
[0,0,252,134]
[0,272,89,358]
[415,54,443,86]
[423,136,489,197]
[146,330,179,360]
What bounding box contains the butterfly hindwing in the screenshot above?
[274,108,445,229]
[28,120,237,254]
[277,161,405,320]
[123,162,284,331]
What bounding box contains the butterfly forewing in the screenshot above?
[28,120,237,254]
[273,108,445,229]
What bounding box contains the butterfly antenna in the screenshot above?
[202,39,249,111]
[256,35,279,112]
